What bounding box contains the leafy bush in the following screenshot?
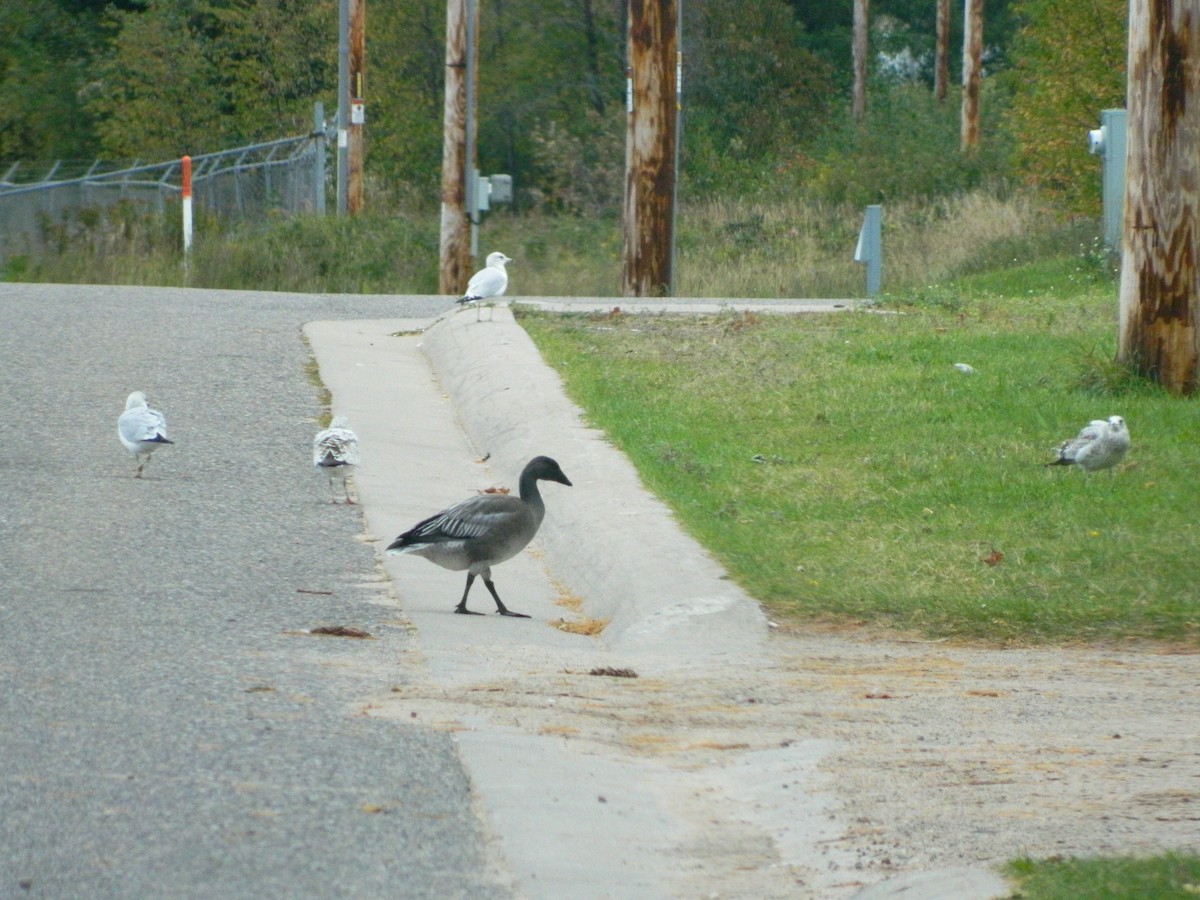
[1001,0,1126,215]
[786,82,1015,206]
[680,0,838,198]
[526,110,624,216]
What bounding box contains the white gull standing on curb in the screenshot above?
[117,391,173,478]
[312,416,360,503]
[1045,415,1131,476]
[456,251,513,321]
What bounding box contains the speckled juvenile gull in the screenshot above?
[1046,415,1130,476]
[313,416,360,504]
[117,391,173,478]
[456,251,512,320]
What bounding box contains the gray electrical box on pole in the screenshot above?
[469,172,513,216]
[467,170,513,256]
[1088,108,1127,252]
[488,174,513,204]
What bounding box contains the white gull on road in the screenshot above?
[312,416,360,503]
[456,251,512,320]
[1046,415,1130,476]
[118,391,173,478]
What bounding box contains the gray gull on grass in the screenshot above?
[1046,415,1130,476]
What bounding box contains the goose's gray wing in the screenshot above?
[414,495,522,541]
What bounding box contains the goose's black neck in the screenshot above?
[518,467,544,505]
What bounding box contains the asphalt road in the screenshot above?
[0,283,510,899]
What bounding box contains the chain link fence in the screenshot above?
[0,123,329,267]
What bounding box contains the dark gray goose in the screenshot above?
[386,456,572,617]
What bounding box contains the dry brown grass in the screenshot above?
[667,191,1061,299]
[486,188,1065,299]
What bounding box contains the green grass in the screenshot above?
[1006,853,1200,899]
[517,267,1200,646]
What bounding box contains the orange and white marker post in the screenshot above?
[181,155,193,267]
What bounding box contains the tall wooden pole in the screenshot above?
[439,0,474,294]
[852,0,868,121]
[960,0,982,151]
[622,0,678,297]
[347,0,365,213]
[1118,0,1200,395]
[934,0,950,102]
[336,0,348,214]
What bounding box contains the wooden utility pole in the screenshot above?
[852,0,868,121]
[934,0,950,102]
[347,0,365,213]
[622,0,678,297]
[1118,0,1200,395]
[960,0,982,150]
[439,0,476,294]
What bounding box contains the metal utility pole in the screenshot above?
[852,0,868,121]
[1118,0,1200,395]
[336,0,348,214]
[934,0,950,102]
[960,0,982,151]
[336,0,366,214]
[669,1,682,290]
[313,101,327,214]
[439,0,476,294]
[622,0,678,298]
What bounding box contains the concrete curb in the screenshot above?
[419,305,771,660]
[512,297,860,315]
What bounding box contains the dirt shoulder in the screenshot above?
[365,623,1199,898]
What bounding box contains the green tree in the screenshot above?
[89,0,334,159]
[0,0,107,160]
[479,0,625,206]
[787,0,1020,94]
[90,1,224,158]
[370,0,467,202]
[1002,0,1126,213]
[368,0,628,210]
[684,0,837,195]
[204,0,334,134]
